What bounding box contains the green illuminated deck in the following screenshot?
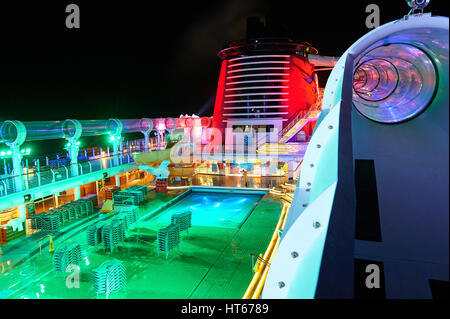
[0,189,284,299]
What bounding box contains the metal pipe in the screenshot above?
[0,117,211,144]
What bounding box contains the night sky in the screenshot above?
[0,0,448,156]
[0,0,448,121]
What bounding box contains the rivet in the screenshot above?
[313,221,321,229]
[310,164,314,168]
[307,182,311,187]
[306,188,310,192]
[278,281,286,288]
[328,125,333,129]
[302,204,308,207]
[291,251,299,258]
[316,144,321,148]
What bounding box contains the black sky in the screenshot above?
[0,0,448,122]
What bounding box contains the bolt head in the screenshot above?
[313,221,321,229]
[291,251,299,258]
[278,281,285,288]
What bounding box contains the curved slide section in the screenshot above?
[263,14,448,298]
[134,133,196,179]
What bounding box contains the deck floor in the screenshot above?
[0,189,284,299]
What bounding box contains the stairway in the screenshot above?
[278,109,321,143]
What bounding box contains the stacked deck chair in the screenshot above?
[92,259,127,298]
[102,220,126,253]
[157,223,180,259]
[31,213,61,233]
[53,242,82,273]
[86,221,107,247]
[65,202,82,219]
[79,199,94,214]
[171,211,192,234]
[115,206,139,228]
[61,203,76,221]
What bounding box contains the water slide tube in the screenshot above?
[262,14,449,298]
[134,131,196,179]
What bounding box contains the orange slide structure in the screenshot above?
[133,139,196,179]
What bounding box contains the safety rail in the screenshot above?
[243,202,290,299]
[0,152,137,198]
[37,234,54,254]
[279,110,312,139]
[278,89,324,143]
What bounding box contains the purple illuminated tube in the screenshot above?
[352,43,437,123]
[121,118,153,134]
[0,120,77,144]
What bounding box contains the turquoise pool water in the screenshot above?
[147,191,264,228]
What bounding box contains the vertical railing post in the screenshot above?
[1,180,7,196]
[63,165,69,179]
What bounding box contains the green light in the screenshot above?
[67,143,71,147]
[76,141,80,145]
[21,149,25,153]
[109,136,115,142]
[26,148,31,154]
[6,150,11,156]
[0,151,5,156]
[117,136,121,140]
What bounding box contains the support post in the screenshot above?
[74,187,80,200]
[17,203,26,220]
[144,132,150,152]
[112,138,120,166]
[68,143,80,178]
[11,145,24,192]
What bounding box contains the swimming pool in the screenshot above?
[145,190,265,229]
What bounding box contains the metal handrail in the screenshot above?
[279,88,324,140]
[37,234,52,254]
[0,152,140,198]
